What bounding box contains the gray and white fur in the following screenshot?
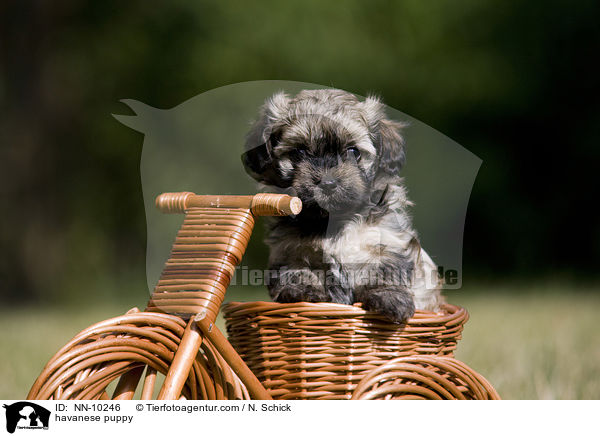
[242,89,443,323]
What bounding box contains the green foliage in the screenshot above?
[1,0,598,302]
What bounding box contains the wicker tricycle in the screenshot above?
[28,192,499,400]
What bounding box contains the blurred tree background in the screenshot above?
[1,0,599,306]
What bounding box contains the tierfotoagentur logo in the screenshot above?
[2,402,50,433]
[229,265,456,289]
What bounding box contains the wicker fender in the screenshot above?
[351,355,500,400]
[27,309,249,400]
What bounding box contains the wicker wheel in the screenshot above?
[351,355,500,400]
[27,309,249,400]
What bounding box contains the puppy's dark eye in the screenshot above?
[290,148,308,160]
[346,147,361,161]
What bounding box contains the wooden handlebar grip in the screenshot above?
[155,192,195,214]
[155,192,302,216]
[250,193,302,216]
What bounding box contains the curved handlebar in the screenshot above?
[155,192,302,216]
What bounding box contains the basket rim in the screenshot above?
[222,301,467,326]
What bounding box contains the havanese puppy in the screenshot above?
[242,89,443,323]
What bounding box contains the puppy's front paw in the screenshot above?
[271,284,333,303]
[358,288,415,323]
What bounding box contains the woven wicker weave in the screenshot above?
[223,301,472,400]
[146,206,255,320]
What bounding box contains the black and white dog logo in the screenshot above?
[3,402,50,433]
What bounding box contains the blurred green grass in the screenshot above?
[1,284,598,399]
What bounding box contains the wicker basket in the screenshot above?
[223,301,469,400]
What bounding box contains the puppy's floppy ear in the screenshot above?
[242,130,290,188]
[363,95,408,178]
[242,92,291,188]
[376,118,407,177]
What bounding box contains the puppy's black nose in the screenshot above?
[319,176,337,193]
